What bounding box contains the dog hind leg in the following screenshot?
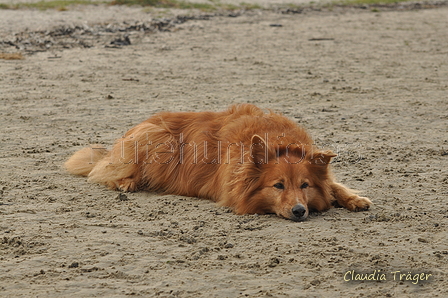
[87,122,172,192]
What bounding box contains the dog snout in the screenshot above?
[291,204,307,221]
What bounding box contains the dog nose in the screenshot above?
[291,204,306,219]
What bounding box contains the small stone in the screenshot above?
[268,257,280,267]
[116,193,128,201]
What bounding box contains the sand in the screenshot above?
[1,2,447,297]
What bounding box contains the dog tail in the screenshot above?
[64,144,109,176]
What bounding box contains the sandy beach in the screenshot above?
[1,2,447,297]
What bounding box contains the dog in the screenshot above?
[65,104,371,221]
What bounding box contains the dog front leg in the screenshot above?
[331,182,371,212]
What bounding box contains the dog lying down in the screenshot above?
[65,104,371,221]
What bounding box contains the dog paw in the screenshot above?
[117,178,137,192]
[350,196,372,212]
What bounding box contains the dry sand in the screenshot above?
[1,2,447,297]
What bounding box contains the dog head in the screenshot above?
[230,135,336,221]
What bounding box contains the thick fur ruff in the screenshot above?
[65,104,371,221]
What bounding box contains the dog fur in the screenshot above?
[65,104,371,221]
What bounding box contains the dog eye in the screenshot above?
[273,183,285,190]
[300,182,309,189]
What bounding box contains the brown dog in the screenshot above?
[65,104,371,221]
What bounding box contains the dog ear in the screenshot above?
[311,150,337,165]
[250,134,268,165]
